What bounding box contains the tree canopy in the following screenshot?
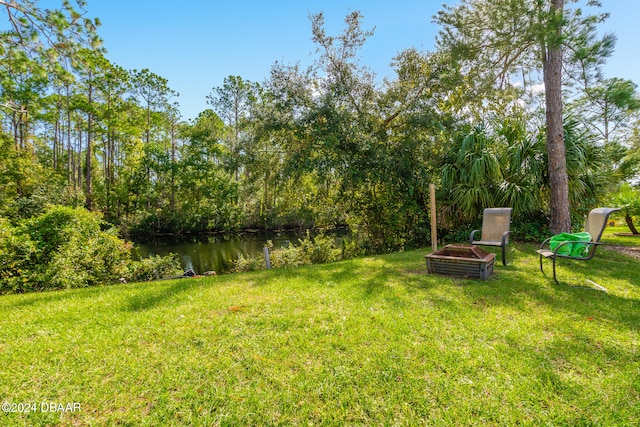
[0,0,637,259]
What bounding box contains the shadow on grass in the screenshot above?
[123,278,205,312]
[0,277,212,335]
[277,243,640,335]
[3,276,208,313]
[459,244,640,333]
[1,282,118,309]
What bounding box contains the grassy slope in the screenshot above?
[0,231,639,426]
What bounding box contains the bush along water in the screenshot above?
[0,206,181,294]
[233,231,361,273]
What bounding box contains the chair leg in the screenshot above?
[501,245,507,266]
[539,254,544,273]
[552,258,559,284]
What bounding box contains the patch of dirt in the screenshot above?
[607,245,640,261]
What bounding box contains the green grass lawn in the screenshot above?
[0,230,639,426]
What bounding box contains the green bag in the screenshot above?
[549,232,592,257]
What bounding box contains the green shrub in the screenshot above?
[21,206,101,264]
[234,253,268,272]
[46,231,132,289]
[0,218,35,292]
[0,206,181,293]
[339,236,366,259]
[268,241,301,269]
[128,254,183,282]
[512,218,551,242]
[296,232,341,264]
[234,232,346,273]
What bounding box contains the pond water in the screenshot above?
[133,229,342,274]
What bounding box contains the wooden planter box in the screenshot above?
[425,245,495,280]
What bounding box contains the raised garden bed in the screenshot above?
[425,244,495,280]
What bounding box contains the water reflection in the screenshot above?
[133,230,333,274]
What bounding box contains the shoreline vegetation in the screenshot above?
[0,232,638,425]
[2,203,638,295]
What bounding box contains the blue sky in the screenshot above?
[85,0,640,122]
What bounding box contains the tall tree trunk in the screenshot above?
[85,82,93,211]
[146,102,152,209]
[104,134,111,213]
[170,121,176,212]
[53,118,59,170]
[66,86,73,185]
[12,111,19,150]
[544,0,571,234]
[18,111,26,150]
[77,125,83,191]
[234,121,240,182]
[67,125,73,184]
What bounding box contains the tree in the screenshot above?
[0,0,101,114]
[610,183,640,235]
[207,76,259,181]
[544,0,570,234]
[435,0,612,234]
[92,62,131,218]
[175,110,240,232]
[130,69,175,147]
[568,77,640,144]
[262,11,442,247]
[130,68,177,210]
[72,48,109,211]
[0,45,49,149]
[0,0,104,215]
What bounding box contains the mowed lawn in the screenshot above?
[0,231,639,426]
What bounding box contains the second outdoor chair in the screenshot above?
[536,207,620,284]
[469,208,513,266]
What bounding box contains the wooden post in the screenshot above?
[264,246,271,269]
[430,184,437,253]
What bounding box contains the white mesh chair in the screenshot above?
[469,208,513,266]
[536,207,620,284]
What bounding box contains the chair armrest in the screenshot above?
[552,240,600,259]
[501,230,512,246]
[540,236,553,249]
[470,229,480,244]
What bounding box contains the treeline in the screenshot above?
[1,1,639,255]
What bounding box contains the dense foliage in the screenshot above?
[1,1,638,292]
[610,183,640,234]
[0,206,181,293]
[234,232,363,273]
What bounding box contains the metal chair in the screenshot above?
[536,207,620,284]
[469,208,512,266]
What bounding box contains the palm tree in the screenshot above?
[440,115,610,232]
